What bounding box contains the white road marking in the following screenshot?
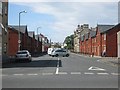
[97,73,109,75]
[111,73,120,75]
[13,74,24,76]
[42,73,53,75]
[84,72,94,75]
[58,72,67,75]
[71,72,81,74]
[27,74,38,76]
[55,58,60,74]
[88,66,106,71]
[55,68,59,74]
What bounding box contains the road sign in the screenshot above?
[18,40,21,43]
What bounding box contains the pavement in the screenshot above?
[72,52,120,67]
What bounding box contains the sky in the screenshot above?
[8,0,119,43]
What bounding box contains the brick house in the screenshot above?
[10,25,28,50]
[80,35,85,54]
[79,24,120,57]
[105,23,120,57]
[90,30,97,56]
[8,26,18,56]
[96,25,114,56]
[28,31,35,54]
[84,33,89,54]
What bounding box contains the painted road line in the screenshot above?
[58,72,67,75]
[13,74,24,76]
[55,68,59,74]
[97,73,109,75]
[42,73,53,75]
[55,57,60,75]
[27,74,38,76]
[111,73,120,76]
[84,72,94,75]
[71,72,81,74]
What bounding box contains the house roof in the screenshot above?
[28,31,34,38]
[9,25,27,34]
[81,35,84,42]
[90,30,96,38]
[85,33,89,40]
[105,23,120,33]
[97,24,114,33]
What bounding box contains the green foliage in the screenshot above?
[64,34,74,50]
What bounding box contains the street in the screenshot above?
[2,53,119,88]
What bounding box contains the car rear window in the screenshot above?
[17,51,27,54]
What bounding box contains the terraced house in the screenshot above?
[74,24,90,53]
[79,23,120,57]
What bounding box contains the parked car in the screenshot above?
[15,50,32,62]
[51,49,69,57]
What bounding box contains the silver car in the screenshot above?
[51,49,69,57]
[15,50,32,62]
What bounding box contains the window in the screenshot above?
[104,34,106,40]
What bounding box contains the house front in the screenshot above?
[8,26,18,56]
[118,31,120,58]
[106,23,120,57]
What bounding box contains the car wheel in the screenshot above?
[66,54,69,57]
[55,54,58,57]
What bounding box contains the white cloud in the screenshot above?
[10,2,118,42]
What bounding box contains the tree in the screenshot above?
[64,34,74,50]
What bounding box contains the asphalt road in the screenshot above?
[2,53,119,88]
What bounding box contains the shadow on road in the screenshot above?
[2,59,62,68]
[31,52,47,57]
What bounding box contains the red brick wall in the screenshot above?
[8,28,18,56]
[88,38,92,55]
[106,24,120,57]
[96,29,101,56]
[101,34,106,55]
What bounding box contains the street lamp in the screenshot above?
[36,27,41,47]
[37,27,41,36]
[18,10,27,50]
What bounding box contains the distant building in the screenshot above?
[74,24,90,53]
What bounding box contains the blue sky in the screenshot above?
[8,1,118,43]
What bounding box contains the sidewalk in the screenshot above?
[97,57,120,67]
[72,52,120,67]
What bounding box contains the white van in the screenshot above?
[47,48,54,56]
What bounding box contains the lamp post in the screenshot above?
[18,10,27,51]
[36,27,41,47]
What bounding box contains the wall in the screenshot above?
[8,28,18,56]
[106,24,120,57]
[117,31,120,58]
